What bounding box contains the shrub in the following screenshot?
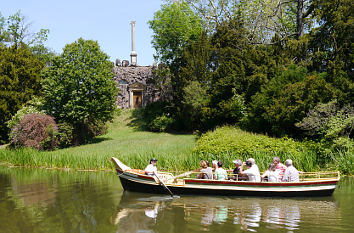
[6,97,45,132]
[149,113,175,132]
[56,122,74,148]
[141,101,175,132]
[181,81,209,130]
[216,89,247,124]
[296,100,354,139]
[193,126,323,172]
[10,114,58,150]
[296,100,354,153]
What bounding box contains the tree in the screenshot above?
[248,64,336,137]
[41,38,118,145]
[296,100,354,139]
[308,0,353,101]
[0,11,53,63]
[0,44,44,143]
[0,11,49,48]
[148,1,203,65]
[187,0,315,43]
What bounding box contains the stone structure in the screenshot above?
[113,65,159,109]
[122,60,129,67]
[112,21,160,109]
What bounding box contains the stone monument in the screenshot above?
[130,21,137,66]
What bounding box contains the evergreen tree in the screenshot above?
[0,44,43,143]
[208,18,275,126]
[249,65,336,137]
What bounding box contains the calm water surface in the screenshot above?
[0,166,353,233]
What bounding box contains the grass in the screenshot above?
[0,110,197,171]
[1,110,352,174]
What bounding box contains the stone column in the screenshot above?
[130,21,137,66]
[129,90,133,108]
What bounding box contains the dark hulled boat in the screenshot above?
[111,157,340,197]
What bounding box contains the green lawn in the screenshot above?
[0,110,197,171]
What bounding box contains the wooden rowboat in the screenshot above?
[111,157,340,197]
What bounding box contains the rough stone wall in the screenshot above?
[112,66,159,108]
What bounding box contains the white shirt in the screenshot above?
[145,164,157,175]
[243,166,261,182]
[253,164,260,174]
[282,165,299,182]
[262,170,279,182]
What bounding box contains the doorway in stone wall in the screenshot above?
[133,91,142,108]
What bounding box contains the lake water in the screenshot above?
[0,166,353,233]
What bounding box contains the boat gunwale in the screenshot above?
[118,169,339,187]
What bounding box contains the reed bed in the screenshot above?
[0,110,197,172]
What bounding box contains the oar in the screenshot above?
[154,173,174,197]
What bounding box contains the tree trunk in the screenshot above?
[296,0,304,39]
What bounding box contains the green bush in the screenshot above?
[56,122,74,148]
[181,81,209,130]
[193,126,323,171]
[296,100,354,139]
[6,97,45,132]
[149,113,175,132]
[140,101,175,132]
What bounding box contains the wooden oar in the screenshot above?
[154,174,174,197]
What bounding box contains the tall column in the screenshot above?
[129,91,133,108]
[130,21,137,66]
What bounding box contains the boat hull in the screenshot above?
[117,170,338,197]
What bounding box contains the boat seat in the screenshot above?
[127,169,146,175]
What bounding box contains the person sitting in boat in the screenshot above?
[197,160,213,179]
[228,159,242,180]
[145,158,158,176]
[247,158,260,175]
[212,160,218,171]
[261,164,279,182]
[240,160,261,182]
[272,156,287,180]
[282,159,300,182]
[214,161,228,180]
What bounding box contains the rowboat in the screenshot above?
[111,157,340,197]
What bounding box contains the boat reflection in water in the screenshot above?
[113,192,339,233]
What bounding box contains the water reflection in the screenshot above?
[114,193,340,233]
[0,167,122,233]
[0,166,352,233]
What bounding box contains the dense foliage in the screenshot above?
[0,45,44,143]
[0,11,52,144]
[248,65,336,136]
[146,0,353,173]
[148,1,202,65]
[10,113,58,150]
[194,126,352,174]
[150,0,353,139]
[41,38,118,145]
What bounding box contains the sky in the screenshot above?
[1,0,164,66]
